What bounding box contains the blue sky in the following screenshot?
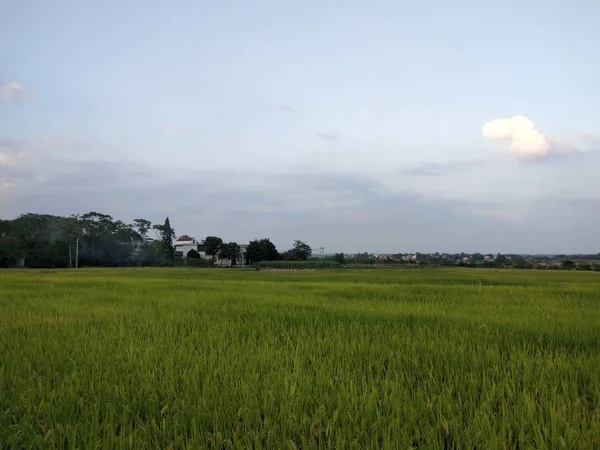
[1,0,599,253]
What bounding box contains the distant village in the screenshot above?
[175,234,600,271]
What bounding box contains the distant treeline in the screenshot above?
[1,212,598,270]
[0,212,176,268]
[0,212,317,269]
[336,252,600,271]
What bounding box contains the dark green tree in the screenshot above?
[333,252,346,265]
[246,238,279,263]
[561,260,575,270]
[204,236,223,262]
[283,240,312,261]
[187,249,201,259]
[153,217,175,260]
[133,218,152,241]
[218,242,240,266]
[0,236,20,267]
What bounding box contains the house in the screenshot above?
[174,235,209,259]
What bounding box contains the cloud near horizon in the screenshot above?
[0,82,30,101]
[1,134,599,254]
[483,115,551,157]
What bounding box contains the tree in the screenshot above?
[0,219,12,238]
[153,217,175,260]
[204,236,223,262]
[471,253,485,262]
[187,249,201,259]
[561,260,575,270]
[246,238,279,263]
[0,212,169,268]
[0,236,20,268]
[333,253,346,265]
[218,242,240,266]
[133,219,152,240]
[8,213,72,268]
[282,240,312,261]
[514,259,532,269]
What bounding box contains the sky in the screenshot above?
[1,0,599,254]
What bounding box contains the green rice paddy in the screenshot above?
[1,268,599,449]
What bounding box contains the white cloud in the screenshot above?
[482,115,550,157]
[0,82,30,101]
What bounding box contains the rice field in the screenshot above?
[1,268,599,449]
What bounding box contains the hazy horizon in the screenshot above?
[1,0,599,254]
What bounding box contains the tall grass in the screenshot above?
[0,268,599,448]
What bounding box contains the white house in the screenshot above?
[175,235,250,266]
[174,235,209,259]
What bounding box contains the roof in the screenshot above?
[176,235,195,242]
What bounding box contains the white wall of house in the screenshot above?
[175,238,210,259]
[175,236,249,265]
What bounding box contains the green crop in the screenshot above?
[0,268,599,448]
[254,260,341,269]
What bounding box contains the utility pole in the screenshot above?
[241,247,245,268]
[75,238,79,269]
[69,245,72,268]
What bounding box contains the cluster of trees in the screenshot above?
[0,212,318,269]
[244,239,312,265]
[0,212,176,268]
[185,237,311,266]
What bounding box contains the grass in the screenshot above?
[0,268,599,449]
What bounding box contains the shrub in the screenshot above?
[187,249,201,259]
[184,257,213,267]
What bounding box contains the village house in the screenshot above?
[174,235,209,259]
[175,235,250,266]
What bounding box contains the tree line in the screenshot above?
[0,212,316,269]
[191,237,313,266]
[0,212,178,268]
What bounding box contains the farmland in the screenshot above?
[1,268,599,449]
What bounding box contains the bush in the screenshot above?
[184,257,213,267]
[254,260,341,270]
[187,249,201,259]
